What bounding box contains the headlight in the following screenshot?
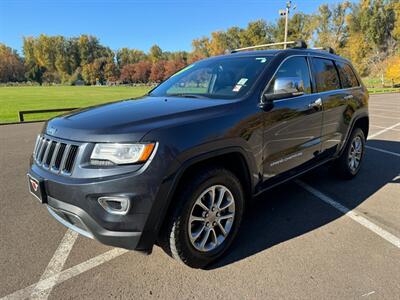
[91,143,156,165]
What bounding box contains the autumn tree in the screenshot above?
[240,20,274,47]
[149,44,163,63]
[104,60,119,83]
[207,31,229,56]
[149,60,166,82]
[385,55,400,84]
[163,59,186,79]
[132,61,152,82]
[392,1,400,43]
[273,13,315,43]
[81,62,99,85]
[314,2,351,50]
[78,35,112,66]
[81,57,108,85]
[191,37,211,59]
[0,44,25,82]
[120,64,136,83]
[116,48,147,67]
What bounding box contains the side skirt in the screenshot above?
[254,156,335,197]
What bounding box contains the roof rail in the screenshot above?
[312,47,336,54]
[229,40,307,53]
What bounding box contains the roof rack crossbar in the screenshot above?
[312,47,336,54]
[230,40,307,53]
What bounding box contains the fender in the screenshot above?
[337,110,369,157]
[136,144,257,251]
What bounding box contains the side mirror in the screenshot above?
[263,77,305,102]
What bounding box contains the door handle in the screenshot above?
[344,95,354,100]
[308,98,322,109]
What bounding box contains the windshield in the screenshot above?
[149,56,271,99]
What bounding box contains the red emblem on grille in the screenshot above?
[30,179,38,192]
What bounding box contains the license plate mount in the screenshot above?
[27,174,47,204]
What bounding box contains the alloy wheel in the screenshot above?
[348,135,363,172]
[188,185,235,252]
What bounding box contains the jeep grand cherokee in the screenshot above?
[28,43,369,268]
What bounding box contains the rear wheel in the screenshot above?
[159,167,244,268]
[333,127,365,179]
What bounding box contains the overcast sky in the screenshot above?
[0,0,340,53]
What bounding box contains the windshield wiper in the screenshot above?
[167,93,206,99]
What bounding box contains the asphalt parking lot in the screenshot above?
[1,93,399,299]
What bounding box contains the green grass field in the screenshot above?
[0,86,151,123]
[0,85,398,123]
[367,87,400,94]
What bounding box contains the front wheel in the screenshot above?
[333,127,366,179]
[159,168,244,268]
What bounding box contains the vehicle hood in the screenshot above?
[44,96,234,142]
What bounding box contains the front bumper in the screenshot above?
[28,141,176,251]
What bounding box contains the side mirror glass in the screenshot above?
[263,77,305,102]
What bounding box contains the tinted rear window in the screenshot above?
[336,62,359,88]
[312,58,340,92]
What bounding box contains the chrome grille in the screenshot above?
[33,135,79,175]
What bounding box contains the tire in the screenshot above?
[333,127,366,179]
[159,167,244,268]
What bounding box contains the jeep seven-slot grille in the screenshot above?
[33,136,79,175]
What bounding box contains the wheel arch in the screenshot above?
[150,147,255,247]
[338,113,369,156]
[175,149,254,200]
[353,115,369,139]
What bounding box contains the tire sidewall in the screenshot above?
[345,128,366,176]
[174,170,244,267]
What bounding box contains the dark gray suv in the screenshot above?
[28,43,369,268]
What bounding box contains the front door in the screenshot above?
[262,56,323,180]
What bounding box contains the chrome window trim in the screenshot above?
[260,53,362,105]
[335,61,361,89]
[262,54,313,99]
[310,57,341,93]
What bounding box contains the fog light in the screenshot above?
[98,196,131,215]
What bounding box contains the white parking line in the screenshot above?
[369,100,400,104]
[30,229,78,299]
[368,106,399,110]
[1,248,128,300]
[369,108,400,113]
[370,114,400,120]
[368,121,400,139]
[366,146,400,157]
[296,180,400,249]
[369,102,400,105]
[370,125,400,132]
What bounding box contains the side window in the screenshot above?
[336,62,359,88]
[312,58,340,92]
[266,56,312,95]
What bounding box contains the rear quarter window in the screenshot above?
[336,61,359,88]
[312,58,340,92]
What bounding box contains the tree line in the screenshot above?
[0,0,399,86]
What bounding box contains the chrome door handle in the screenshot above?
[344,95,354,100]
[308,98,322,109]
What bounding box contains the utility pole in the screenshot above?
[279,1,296,49]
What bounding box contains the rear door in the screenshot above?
[335,61,365,141]
[262,56,323,180]
[311,57,346,156]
